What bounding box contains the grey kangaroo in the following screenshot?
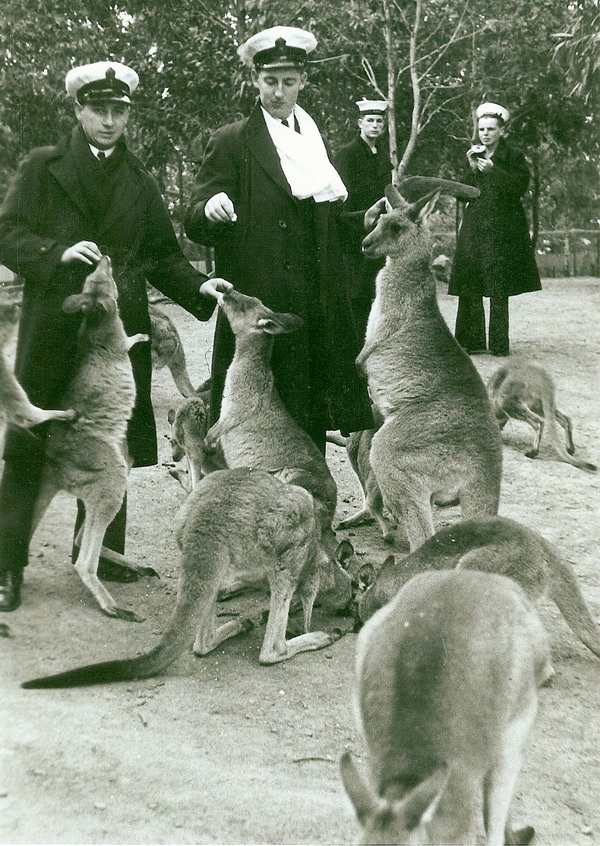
[26,256,155,621]
[0,297,75,429]
[204,288,351,611]
[149,303,197,398]
[341,569,552,845]
[355,515,600,659]
[488,358,597,472]
[353,181,502,550]
[22,467,345,688]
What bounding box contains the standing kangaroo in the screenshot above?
[354,181,502,550]
[355,515,600,659]
[27,256,155,621]
[341,569,552,846]
[0,297,75,429]
[148,304,197,398]
[488,358,597,472]
[22,467,344,688]
[204,288,351,612]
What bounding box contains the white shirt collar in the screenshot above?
[261,106,295,131]
[89,143,115,159]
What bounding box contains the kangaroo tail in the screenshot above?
[22,591,200,689]
[546,543,600,659]
[539,394,597,473]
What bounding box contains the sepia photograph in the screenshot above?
[1,1,599,843]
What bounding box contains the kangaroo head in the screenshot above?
[62,255,118,317]
[361,185,441,261]
[341,753,462,845]
[219,288,303,337]
[168,397,208,462]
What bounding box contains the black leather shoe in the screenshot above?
[0,571,23,612]
[97,559,139,583]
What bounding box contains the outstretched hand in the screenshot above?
[200,277,234,300]
[61,241,102,265]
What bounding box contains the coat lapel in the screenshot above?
[243,103,294,198]
[97,153,144,239]
[46,134,90,220]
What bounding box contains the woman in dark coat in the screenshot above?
[184,29,373,448]
[448,102,541,356]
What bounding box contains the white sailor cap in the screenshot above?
[65,61,139,104]
[237,26,317,69]
[475,102,510,123]
[356,98,388,116]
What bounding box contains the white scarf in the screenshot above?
[261,105,348,203]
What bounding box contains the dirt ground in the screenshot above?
[1,276,599,846]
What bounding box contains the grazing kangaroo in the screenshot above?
[167,395,210,493]
[0,297,75,429]
[148,303,197,398]
[204,288,351,611]
[354,515,600,659]
[354,181,502,550]
[341,569,552,846]
[488,358,597,472]
[22,468,345,688]
[27,256,155,621]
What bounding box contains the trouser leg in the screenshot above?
[489,296,510,355]
[0,450,45,577]
[455,296,486,352]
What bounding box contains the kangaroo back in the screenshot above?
[342,569,551,845]
[149,304,197,397]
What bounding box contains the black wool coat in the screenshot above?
[0,126,215,466]
[448,138,542,298]
[184,102,373,437]
[334,136,392,256]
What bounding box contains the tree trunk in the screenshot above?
[383,0,398,174]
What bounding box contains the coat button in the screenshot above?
[279,220,288,228]
[40,245,47,252]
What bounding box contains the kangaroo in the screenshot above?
[204,288,351,612]
[22,467,345,688]
[0,297,76,429]
[167,395,210,493]
[27,256,156,621]
[488,358,597,472]
[353,181,502,550]
[354,515,600,660]
[149,303,197,398]
[341,569,552,846]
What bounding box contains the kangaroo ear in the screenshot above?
[357,563,377,589]
[340,751,378,825]
[401,768,448,833]
[385,183,407,210]
[407,189,442,225]
[335,539,355,565]
[167,408,176,425]
[62,294,88,314]
[257,313,303,335]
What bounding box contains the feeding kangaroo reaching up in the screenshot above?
[341,569,552,846]
[26,256,156,621]
[353,180,503,550]
[204,288,352,612]
[22,467,346,688]
[0,297,75,430]
[355,515,600,659]
[488,358,597,472]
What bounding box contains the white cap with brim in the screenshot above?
[237,26,317,69]
[356,98,388,115]
[475,102,510,123]
[65,61,139,104]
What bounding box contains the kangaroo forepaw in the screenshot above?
[508,825,535,845]
[139,566,160,579]
[336,514,375,530]
[525,449,539,459]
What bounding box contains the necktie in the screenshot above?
[97,151,108,167]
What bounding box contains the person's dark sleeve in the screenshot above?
[141,175,216,321]
[488,148,530,198]
[184,126,241,248]
[0,151,68,285]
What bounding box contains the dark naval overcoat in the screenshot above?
[448,138,541,298]
[0,126,215,466]
[184,102,373,437]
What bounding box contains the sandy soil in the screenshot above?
[1,276,599,845]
